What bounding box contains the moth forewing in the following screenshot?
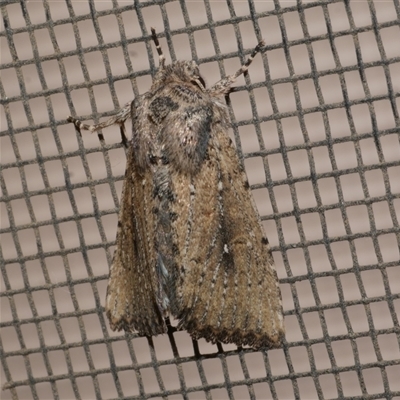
[105,146,166,336]
[173,126,284,348]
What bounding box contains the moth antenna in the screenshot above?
[151,27,165,68]
[233,39,266,79]
[208,40,266,96]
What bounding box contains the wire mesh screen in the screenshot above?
[1,0,399,399]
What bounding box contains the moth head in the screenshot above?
[158,60,206,92]
[150,29,206,92]
[180,60,206,91]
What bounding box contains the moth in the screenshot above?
[69,29,284,349]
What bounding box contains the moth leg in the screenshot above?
[150,27,165,68]
[67,101,132,147]
[208,40,265,96]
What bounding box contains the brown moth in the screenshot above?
[68,29,284,349]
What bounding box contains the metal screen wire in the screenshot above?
[1,0,399,399]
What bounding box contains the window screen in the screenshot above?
[1,1,399,399]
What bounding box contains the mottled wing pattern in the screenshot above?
[174,130,284,349]
[216,131,284,347]
[168,136,221,313]
[105,146,166,336]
